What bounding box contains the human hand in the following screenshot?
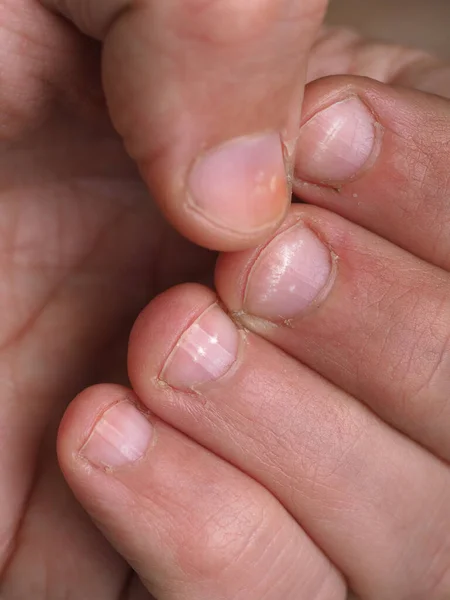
[57,28,450,600]
[2,1,450,598]
[0,0,326,596]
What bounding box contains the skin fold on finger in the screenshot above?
[128,284,450,600]
[40,0,328,251]
[58,384,345,600]
[292,75,450,272]
[216,205,450,462]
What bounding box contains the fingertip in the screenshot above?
[142,137,291,253]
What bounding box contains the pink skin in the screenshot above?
[41,0,328,251]
[217,204,450,461]
[294,76,450,270]
[60,80,450,600]
[4,1,450,597]
[63,280,450,600]
[0,0,329,592]
[59,380,345,600]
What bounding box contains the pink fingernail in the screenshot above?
[81,401,153,469]
[161,305,239,391]
[244,223,333,320]
[296,97,377,183]
[188,133,288,233]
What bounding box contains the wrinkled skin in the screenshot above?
[1,0,449,597]
[0,3,214,595]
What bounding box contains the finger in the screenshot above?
[216,204,450,462]
[291,75,450,271]
[39,0,327,251]
[128,283,450,600]
[58,384,345,600]
[307,26,450,98]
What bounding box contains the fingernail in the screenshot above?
[188,133,288,234]
[161,304,239,391]
[244,223,333,320]
[296,97,377,183]
[81,401,153,469]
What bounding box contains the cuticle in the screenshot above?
[302,94,360,127]
[185,198,284,238]
[302,93,378,127]
[232,310,280,332]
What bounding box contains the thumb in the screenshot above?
[40,0,327,250]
